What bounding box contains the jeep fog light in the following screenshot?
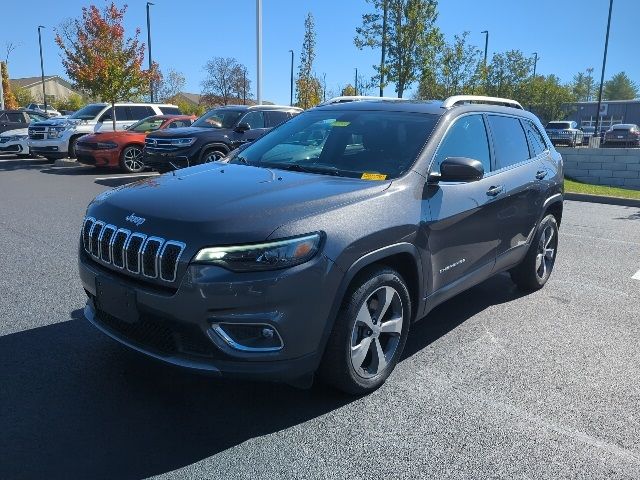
[212,323,284,352]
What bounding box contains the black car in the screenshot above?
[78,95,563,394]
[0,109,48,134]
[143,104,302,171]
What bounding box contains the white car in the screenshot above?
[0,127,30,157]
[26,103,62,117]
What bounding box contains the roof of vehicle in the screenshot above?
[152,114,197,120]
[83,102,180,107]
[211,104,303,112]
[318,95,404,106]
[611,123,638,129]
[0,109,45,115]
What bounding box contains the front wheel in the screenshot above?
[119,145,145,173]
[201,148,226,164]
[510,214,559,291]
[319,267,411,395]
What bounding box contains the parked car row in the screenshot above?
[544,120,640,148]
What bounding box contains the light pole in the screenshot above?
[0,62,4,110]
[379,0,388,97]
[529,53,538,111]
[354,68,358,96]
[481,30,489,67]
[146,2,154,102]
[256,0,262,105]
[594,0,614,138]
[288,49,294,106]
[243,69,247,105]
[37,26,47,112]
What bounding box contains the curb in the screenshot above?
[53,158,81,168]
[565,192,640,208]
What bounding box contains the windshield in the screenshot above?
[69,104,106,120]
[228,110,439,179]
[128,116,165,132]
[546,122,572,130]
[192,109,243,129]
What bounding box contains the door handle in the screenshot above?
[486,185,504,197]
[536,170,547,180]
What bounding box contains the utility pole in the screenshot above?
[322,72,326,102]
[481,30,489,67]
[37,26,47,112]
[0,62,4,110]
[379,0,388,97]
[354,68,358,96]
[146,2,154,102]
[529,53,538,111]
[243,69,247,105]
[594,0,614,139]
[288,49,294,106]
[256,0,263,105]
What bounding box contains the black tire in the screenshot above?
[319,266,411,395]
[510,214,559,291]
[119,145,145,173]
[68,137,78,159]
[200,148,227,164]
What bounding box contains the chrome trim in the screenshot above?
[543,193,563,208]
[111,228,131,269]
[125,233,147,274]
[211,323,284,353]
[90,221,105,257]
[141,236,164,278]
[159,240,186,282]
[82,217,96,251]
[443,95,523,110]
[99,224,117,263]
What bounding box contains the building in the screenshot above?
[10,75,80,103]
[563,99,640,129]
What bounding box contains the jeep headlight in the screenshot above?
[193,233,322,272]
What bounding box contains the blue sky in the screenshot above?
[2,0,638,105]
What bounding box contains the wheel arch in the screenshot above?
[199,142,230,161]
[542,194,563,227]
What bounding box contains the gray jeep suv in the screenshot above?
[78,95,563,394]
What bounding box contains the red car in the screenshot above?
[75,115,196,173]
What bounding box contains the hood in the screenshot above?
[147,126,227,138]
[88,163,390,246]
[80,131,145,142]
[0,127,28,137]
[31,117,78,128]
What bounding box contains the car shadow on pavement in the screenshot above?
[0,158,52,172]
[41,165,112,176]
[1,274,527,479]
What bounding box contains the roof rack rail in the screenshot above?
[442,95,523,110]
[318,95,405,106]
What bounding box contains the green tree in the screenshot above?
[572,68,595,101]
[53,93,85,112]
[341,84,356,96]
[603,72,638,100]
[55,3,158,131]
[524,74,576,123]
[296,13,320,109]
[485,50,533,100]
[355,0,441,98]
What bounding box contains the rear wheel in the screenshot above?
[510,214,558,291]
[119,145,145,173]
[319,267,411,395]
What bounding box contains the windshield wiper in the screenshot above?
[266,163,342,176]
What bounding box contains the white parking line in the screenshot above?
[94,173,159,181]
[632,269,640,281]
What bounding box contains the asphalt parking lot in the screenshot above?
[1,155,640,480]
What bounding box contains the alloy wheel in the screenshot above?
[204,151,224,163]
[350,286,404,379]
[123,147,144,172]
[536,224,556,280]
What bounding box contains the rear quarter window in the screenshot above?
[487,115,531,169]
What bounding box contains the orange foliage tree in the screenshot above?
[55,3,158,130]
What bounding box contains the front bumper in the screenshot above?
[75,147,120,167]
[0,141,26,153]
[79,250,342,381]
[144,147,197,170]
[28,137,68,157]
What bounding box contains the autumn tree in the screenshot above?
[356,0,441,98]
[603,72,638,100]
[55,3,158,131]
[295,13,321,109]
[156,68,186,103]
[1,62,18,109]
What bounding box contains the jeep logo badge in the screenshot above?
[125,213,146,226]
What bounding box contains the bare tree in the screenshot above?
[202,57,250,105]
[230,64,251,104]
[156,68,186,102]
[5,42,19,65]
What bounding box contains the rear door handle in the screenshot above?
[536,170,547,180]
[486,185,504,197]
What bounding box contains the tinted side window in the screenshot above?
[129,106,154,120]
[159,106,182,115]
[265,111,289,127]
[487,115,530,169]
[433,114,490,174]
[7,113,27,123]
[168,119,192,128]
[522,120,548,157]
[241,111,265,129]
[0,113,7,122]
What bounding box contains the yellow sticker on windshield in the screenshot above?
[331,121,351,127]
[361,172,387,180]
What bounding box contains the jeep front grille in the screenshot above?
[82,216,186,282]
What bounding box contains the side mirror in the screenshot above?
[235,122,250,133]
[431,157,484,183]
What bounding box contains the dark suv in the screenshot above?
[143,104,302,171]
[78,96,563,394]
